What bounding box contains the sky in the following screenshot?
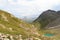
[0,0,60,22]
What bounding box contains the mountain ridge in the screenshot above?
[34,9,60,29]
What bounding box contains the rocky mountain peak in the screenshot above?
[34,9,60,29]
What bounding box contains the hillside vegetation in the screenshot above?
[0,10,59,40]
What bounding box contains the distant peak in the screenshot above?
[46,9,56,12]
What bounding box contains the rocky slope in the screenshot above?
[34,10,60,29]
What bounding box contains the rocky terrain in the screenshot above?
[34,10,60,29]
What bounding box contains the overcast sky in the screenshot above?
[0,0,60,22]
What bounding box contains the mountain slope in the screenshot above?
[33,10,60,40]
[0,10,43,40]
[0,10,59,40]
[0,10,27,35]
[34,10,60,29]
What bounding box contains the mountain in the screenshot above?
[34,10,60,29]
[0,10,59,40]
[0,10,41,40]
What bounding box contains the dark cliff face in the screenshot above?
[34,10,60,29]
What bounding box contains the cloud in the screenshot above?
[52,4,60,11]
[0,0,60,21]
[7,0,60,11]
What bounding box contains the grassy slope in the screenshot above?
[0,10,60,40]
[0,10,34,37]
[0,10,43,40]
[33,21,60,40]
